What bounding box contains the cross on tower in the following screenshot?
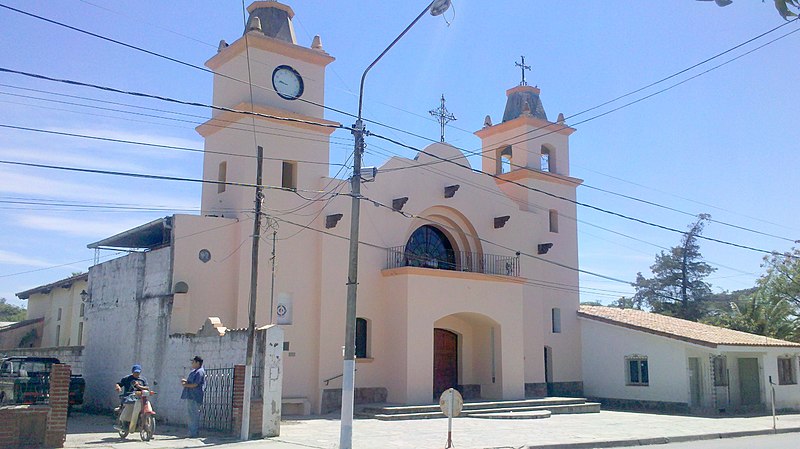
[515,55,531,86]
[428,94,457,143]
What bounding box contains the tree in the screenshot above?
[753,247,800,306]
[698,0,799,20]
[703,292,800,341]
[0,297,27,322]
[626,215,716,321]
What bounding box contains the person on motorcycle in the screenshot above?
[114,364,148,431]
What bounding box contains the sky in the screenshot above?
[1,1,798,308]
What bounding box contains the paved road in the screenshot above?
[64,410,800,449]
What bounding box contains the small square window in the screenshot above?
[626,356,649,386]
[778,357,796,385]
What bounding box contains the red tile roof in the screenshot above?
[578,305,800,348]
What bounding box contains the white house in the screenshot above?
[579,305,800,413]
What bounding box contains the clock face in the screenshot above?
[272,65,304,100]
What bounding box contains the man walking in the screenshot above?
[181,355,206,438]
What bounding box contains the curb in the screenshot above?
[526,426,800,448]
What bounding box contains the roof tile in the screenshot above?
[578,305,800,348]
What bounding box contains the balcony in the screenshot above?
[386,246,520,277]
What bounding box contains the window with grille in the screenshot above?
[625,356,649,386]
[778,357,796,385]
[713,356,729,386]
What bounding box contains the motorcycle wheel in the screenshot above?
[140,415,155,441]
[117,421,129,439]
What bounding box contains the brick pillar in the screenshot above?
[0,408,18,448]
[231,365,245,436]
[45,364,70,448]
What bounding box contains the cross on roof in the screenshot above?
[428,94,457,143]
[515,55,531,86]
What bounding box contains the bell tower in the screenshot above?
[474,83,581,211]
[197,1,338,218]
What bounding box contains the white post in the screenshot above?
[261,325,284,437]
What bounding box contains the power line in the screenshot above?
[0,67,346,132]
[368,131,788,257]
[0,86,356,149]
[2,69,789,259]
[0,123,347,167]
[0,159,347,198]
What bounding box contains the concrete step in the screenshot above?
[357,397,600,420]
[470,410,551,419]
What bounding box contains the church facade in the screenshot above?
[85,1,584,414]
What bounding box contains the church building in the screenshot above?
[83,1,584,414]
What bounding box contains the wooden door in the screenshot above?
[433,329,458,399]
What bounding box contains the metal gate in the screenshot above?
[201,367,234,432]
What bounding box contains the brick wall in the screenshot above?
[230,364,262,438]
[0,364,70,448]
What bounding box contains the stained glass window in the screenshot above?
[404,225,455,270]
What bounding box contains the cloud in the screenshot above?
[0,168,199,209]
[48,127,203,159]
[14,215,148,238]
[0,249,52,268]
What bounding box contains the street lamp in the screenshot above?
[340,1,451,448]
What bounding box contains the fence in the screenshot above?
[201,367,234,432]
[386,246,520,277]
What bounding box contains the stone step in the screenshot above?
[359,397,588,416]
[465,402,601,416]
[357,398,600,421]
[470,410,551,420]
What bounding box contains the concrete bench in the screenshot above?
[282,397,311,416]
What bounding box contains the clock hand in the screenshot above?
[278,80,288,86]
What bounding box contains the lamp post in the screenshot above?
[339,1,451,448]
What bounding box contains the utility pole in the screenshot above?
[241,145,264,440]
[269,229,277,324]
[339,3,452,448]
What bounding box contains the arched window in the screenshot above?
[541,146,555,173]
[404,225,455,270]
[498,146,512,174]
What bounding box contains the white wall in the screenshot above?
[581,317,690,405]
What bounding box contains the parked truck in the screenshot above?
[0,356,85,406]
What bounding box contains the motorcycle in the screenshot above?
[114,389,157,441]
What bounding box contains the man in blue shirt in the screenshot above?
[114,364,148,432]
[181,355,205,438]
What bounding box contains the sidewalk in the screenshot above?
[65,410,800,449]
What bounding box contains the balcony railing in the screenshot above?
[386,246,520,277]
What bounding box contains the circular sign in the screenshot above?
[276,304,287,317]
[439,388,463,417]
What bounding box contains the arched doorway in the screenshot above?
[405,225,455,270]
[433,329,458,399]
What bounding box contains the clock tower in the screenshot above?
[197,1,338,218]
